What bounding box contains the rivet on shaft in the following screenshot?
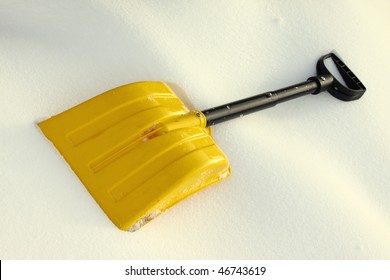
[320,76,326,81]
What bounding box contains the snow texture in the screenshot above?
[1,0,390,259]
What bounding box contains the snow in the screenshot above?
[1,0,390,259]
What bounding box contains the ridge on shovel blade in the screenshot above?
[38,81,231,231]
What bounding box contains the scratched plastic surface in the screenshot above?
[38,81,230,230]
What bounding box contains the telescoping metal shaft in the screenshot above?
[202,74,333,127]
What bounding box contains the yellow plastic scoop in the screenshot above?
[39,81,230,231]
[38,53,365,231]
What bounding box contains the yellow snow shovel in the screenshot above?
[38,53,365,231]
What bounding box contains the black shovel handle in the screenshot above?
[202,52,366,127]
[317,53,366,101]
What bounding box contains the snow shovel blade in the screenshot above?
[38,81,231,231]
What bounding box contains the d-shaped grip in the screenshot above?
[317,53,366,101]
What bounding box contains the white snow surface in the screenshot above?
[1,0,390,259]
